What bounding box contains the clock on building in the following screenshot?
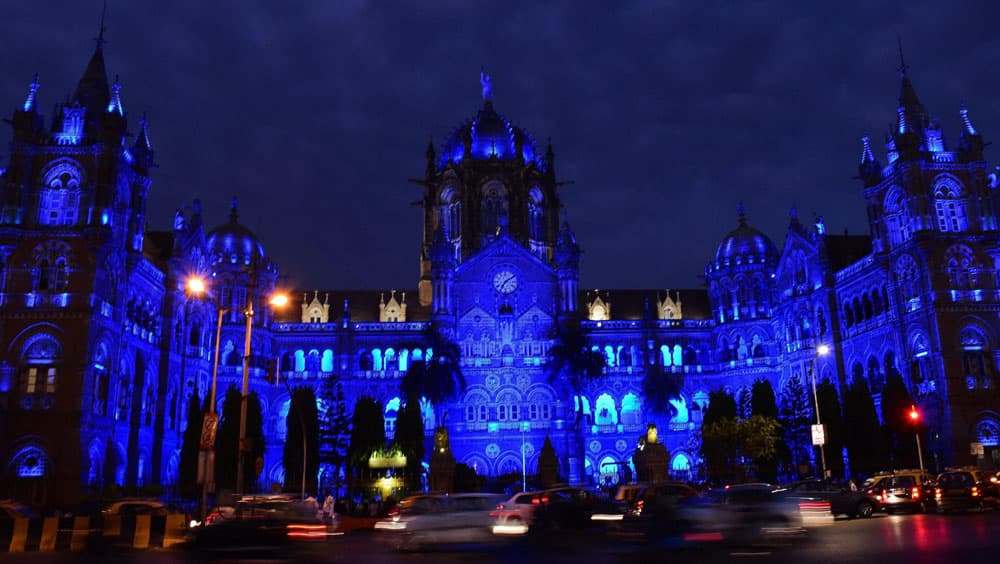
[492,269,518,294]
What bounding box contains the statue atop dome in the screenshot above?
[480,69,493,102]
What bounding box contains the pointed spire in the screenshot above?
[74,7,111,114]
[960,104,977,136]
[229,196,239,224]
[859,134,883,185]
[96,0,108,49]
[789,206,800,228]
[130,112,154,166]
[22,73,39,112]
[894,36,927,136]
[860,134,877,164]
[737,201,746,226]
[107,75,123,115]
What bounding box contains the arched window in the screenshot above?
[293,350,306,372]
[528,187,545,242]
[306,350,321,371]
[895,254,920,309]
[439,186,461,241]
[883,187,912,247]
[38,160,83,226]
[933,177,968,233]
[621,393,641,426]
[945,245,977,290]
[481,181,508,239]
[594,393,618,426]
[867,356,882,392]
[384,348,397,371]
[660,344,671,366]
[604,345,616,368]
[11,446,49,478]
[670,452,692,481]
[672,345,683,366]
[358,350,373,371]
[20,333,62,408]
[960,326,992,390]
[321,350,334,372]
[599,455,620,486]
[372,349,383,371]
[384,397,400,439]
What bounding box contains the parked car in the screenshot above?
[529,487,606,533]
[376,493,503,551]
[879,471,935,514]
[934,469,1000,513]
[675,484,804,546]
[774,480,877,518]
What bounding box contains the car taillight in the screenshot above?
[387,508,399,517]
[496,503,505,511]
[971,486,980,497]
[286,523,326,540]
[877,489,886,502]
[911,487,920,500]
[541,496,549,503]
[532,497,540,505]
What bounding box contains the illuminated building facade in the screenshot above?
[2,40,999,506]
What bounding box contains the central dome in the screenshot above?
[207,199,265,267]
[713,208,778,266]
[438,72,544,170]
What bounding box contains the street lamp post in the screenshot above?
[521,421,530,492]
[811,344,831,480]
[200,299,228,520]
[235,281,289,495]
[909,405,926,478]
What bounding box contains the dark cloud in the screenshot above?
[3,0,998,290]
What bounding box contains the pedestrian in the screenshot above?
[323,491,335,523]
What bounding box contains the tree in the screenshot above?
[642,360,683,417]
[346,396,385,487]
[215,387,264,493]
[392,399,426,491]
[283,386,320,496]
[546,320,605,483]
[843,379,887,476]
[816,380,845,479]
[701,389,738,483]
[400,324,465,427]
[751,379,779,419]
[537,436,560,487]
[750,379,780,482]
[318,377,350,494]
[178,393,206,496]
[779,372,812,479]
[703,414,780,483]
[881,373,918,469]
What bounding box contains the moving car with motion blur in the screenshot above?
[878,470,935,514]
[675,484,804,547]
[375,493,503,551]
[774,480,877,519]
[185,495,328,559]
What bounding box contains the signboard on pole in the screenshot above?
[811,424,826,446]
[971,442,985,456]
[200,413,218,450]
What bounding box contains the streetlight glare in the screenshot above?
[817,344,830,356]
[186,276,206,295]
[269,293,290,307]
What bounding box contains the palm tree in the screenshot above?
[400,324,466,428]
[546,320,605,484]
[641,359,683,417]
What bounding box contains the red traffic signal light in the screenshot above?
[908,405,921,423]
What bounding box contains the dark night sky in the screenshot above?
[3,1,999,292]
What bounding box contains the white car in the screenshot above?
[376,493,503,550]
[489,490,546,534]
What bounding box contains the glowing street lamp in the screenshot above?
[235,278,289,495]
[811,344,831,480]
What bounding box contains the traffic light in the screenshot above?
[908,404,921,423]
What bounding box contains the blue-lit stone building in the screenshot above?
[2,39,999,506]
